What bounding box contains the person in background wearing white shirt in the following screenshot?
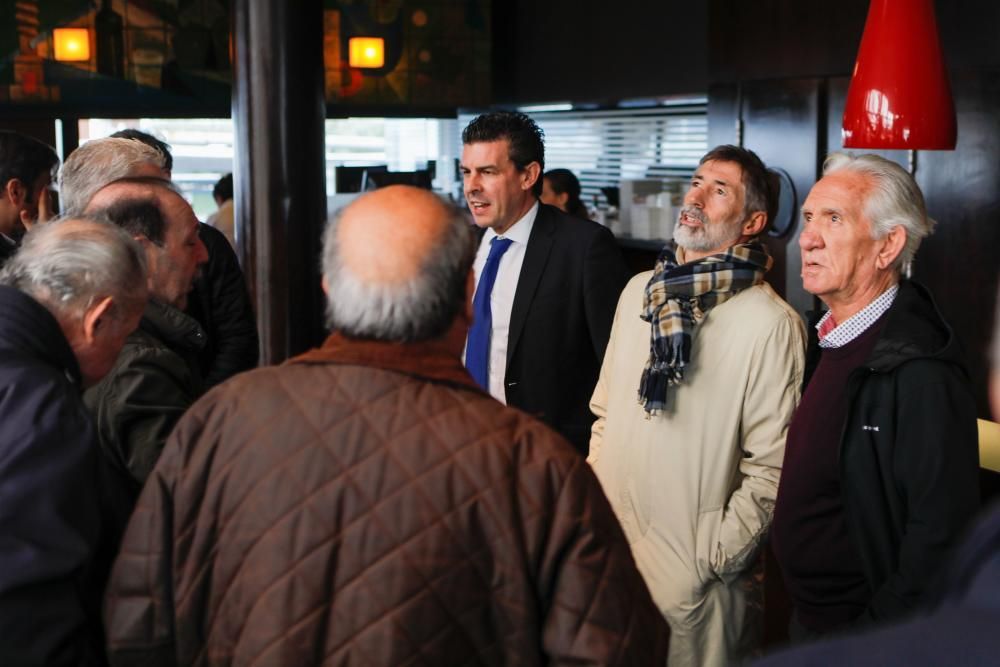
[459,111,629,454]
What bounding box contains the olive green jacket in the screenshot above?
[84,299,205,507]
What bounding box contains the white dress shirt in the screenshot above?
[470,201,538,403]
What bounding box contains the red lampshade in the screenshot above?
[842,0,956,149]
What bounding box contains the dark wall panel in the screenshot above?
[908,74,1000,417]
[493,0,707,104]
[739,78,822,316]
[709,0,867,84]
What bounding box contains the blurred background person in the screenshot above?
[207,172,235,247]
[540,167,590,220]
[0,130,59,264]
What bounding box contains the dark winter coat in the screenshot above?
[186,222,259,388]
[0,286,106,666]
[84,298,206,541]
[0,234,16,267]
[755,501,1000,666]
[828,280,980,623]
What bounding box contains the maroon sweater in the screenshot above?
[771,314,887,632]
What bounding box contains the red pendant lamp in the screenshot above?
[842,0,956,149]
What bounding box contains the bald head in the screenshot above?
[322,185,476,342]
[86,178,208,309]
[338,186,455,285]
[86,178,173,220]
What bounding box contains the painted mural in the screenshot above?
[0,0,489,116]
[323,0,490,108]
[0,0,231,115]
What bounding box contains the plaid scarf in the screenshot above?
[638,240,772,414]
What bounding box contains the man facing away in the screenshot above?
[589,145,807,667]
[83,178,209,525]
[0,130,59,264]
[770,152,980,640]
[460,111,630,454]
[104,185,669,666]
[0,218,147,666]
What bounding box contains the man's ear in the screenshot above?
[876,224,907,270]
[3,178,26,206]
[742,210,768,238]
[82,296,114,344]
[321,275,329,296]
[521,161,542,192]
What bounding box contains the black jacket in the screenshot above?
[502,204,630,453]
[831,280,980,624]
[85,299,206,524]
[0,234,16,267]
[755,501,1000,667]
[186,223,259,388]
[0,286,105,666]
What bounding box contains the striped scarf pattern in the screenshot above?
[638,240,772,414]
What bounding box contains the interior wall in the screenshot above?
[708,0,1000,417]
[492,0,708,105]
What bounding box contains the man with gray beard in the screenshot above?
[588,146,807,666]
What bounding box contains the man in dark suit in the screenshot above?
[460,111,629,453]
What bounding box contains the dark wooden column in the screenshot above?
[232,0,327,365]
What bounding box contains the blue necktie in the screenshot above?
[465,237,514,390]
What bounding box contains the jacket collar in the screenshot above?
[139,299,206,352]
[506,203,557,365]
[867,280,959,373]
[0,285,82,385]
[290,331,485,394]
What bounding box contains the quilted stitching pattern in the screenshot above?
[106,362,668,666]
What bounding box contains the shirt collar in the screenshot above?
[817,284,899,348]
[483,200,538,245]
[292,331,484,394]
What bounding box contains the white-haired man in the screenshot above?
[104,185,669,665]
[0,218,146,665]
[770,153,980,641]
[0,131,59,263]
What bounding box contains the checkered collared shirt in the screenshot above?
[816,285,899,348]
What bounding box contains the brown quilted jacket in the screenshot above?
[104,334,668,666]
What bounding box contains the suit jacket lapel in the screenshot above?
[507,205,555,368]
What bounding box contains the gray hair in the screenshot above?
[59,138,166,216]
[822,152,935,272]
[0,217,147,321]
[321,201,476,342]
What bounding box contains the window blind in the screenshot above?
[461,100,707,207]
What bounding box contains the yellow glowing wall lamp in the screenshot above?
[348,37,385,68]
[53,28,91,62]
